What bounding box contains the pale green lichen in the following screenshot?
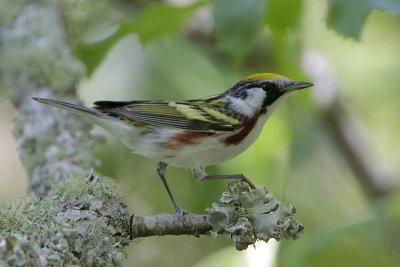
[0,0,108,101]
[0,0,29,26]
[13,99,101,195]
[0,0,106,195]
[207,181,303,250]
[0,173,130,266]
[143,217,158,230]
[0,1,129,265]
[1,3,85,96]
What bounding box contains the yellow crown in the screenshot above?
[244,73,285,82]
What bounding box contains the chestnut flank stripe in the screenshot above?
[164,131,214,149]
[223,116,258,145]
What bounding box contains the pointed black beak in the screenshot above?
[285,81,313,92]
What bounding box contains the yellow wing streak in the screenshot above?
[169,102,211,122]
[199,105,240,125]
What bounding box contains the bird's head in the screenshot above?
[226,73,313,115]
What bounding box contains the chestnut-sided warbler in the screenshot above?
[34,73,312,219]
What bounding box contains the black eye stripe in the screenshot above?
[227,80,284,102]
[263,88,285,106]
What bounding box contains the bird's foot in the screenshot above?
[235,174,256,189]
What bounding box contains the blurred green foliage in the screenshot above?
[214,0,267,59]
[76,0,209,76]
[327,0,400,39]
[265,0,303,32]
[35,0,400,266]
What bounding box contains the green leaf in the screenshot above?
[265,0,302,32]
[327,0,400,39]
[76,1,209,76]
[213,0,267,60]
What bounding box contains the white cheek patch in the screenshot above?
[227,88,266,116]
[247,88,267,108]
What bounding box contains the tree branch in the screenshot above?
[0,173,302,265]
[133,180,304,251]
[130,214,211,238]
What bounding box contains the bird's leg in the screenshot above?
[156,161,188,222]
[202,174,257,189]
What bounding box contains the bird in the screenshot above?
[33,73,313,220]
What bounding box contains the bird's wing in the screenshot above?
[94,97,243,132]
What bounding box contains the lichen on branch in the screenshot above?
[0,173,303,265]
[207,181,303,250]
[0,171,131,266]
[131,180,303,251]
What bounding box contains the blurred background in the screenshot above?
[1,0,400,266]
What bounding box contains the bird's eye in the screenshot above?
[261,82,274,91]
